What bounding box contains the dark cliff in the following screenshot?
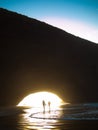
[0,8,98,106]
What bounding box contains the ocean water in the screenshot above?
[0,103,98,130]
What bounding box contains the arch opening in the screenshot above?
[17,91,66,108]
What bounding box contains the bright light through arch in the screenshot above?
[17,91,65,109]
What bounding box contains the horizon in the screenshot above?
[0,0,98,43]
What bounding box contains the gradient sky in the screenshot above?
[0,0,98,43]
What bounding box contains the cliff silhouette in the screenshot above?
[0,8,98,106]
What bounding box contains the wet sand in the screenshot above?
[0,115,98,130]
[58,120,98,130]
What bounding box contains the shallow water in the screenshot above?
[0,103,98,130]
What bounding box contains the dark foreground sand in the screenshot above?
[58,120,98,130]
[0,115,98,130]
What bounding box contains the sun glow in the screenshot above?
[17,92,66,129]
[17,91,65,109]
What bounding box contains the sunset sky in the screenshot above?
[0,0,98,43]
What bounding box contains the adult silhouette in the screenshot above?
[42,100,46,113]
[48,101,51,113]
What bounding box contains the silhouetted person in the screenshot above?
[48,101,51,113]
[42,100,46,113]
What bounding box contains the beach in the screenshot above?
[0,116,98,130]
[0,103,98,129]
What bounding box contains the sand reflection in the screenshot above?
[18,106,63,130]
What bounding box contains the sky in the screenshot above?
[0,0,98,43]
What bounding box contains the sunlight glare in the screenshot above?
[17,91,67,129]
[17,91,64,109]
